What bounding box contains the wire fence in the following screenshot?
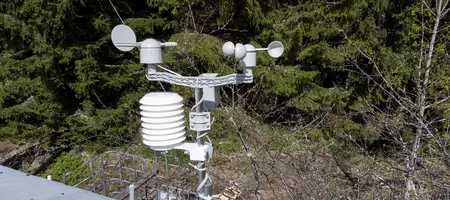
[61,150,199,200]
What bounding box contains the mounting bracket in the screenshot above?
[189,112,211,131]
[174,142,212,161]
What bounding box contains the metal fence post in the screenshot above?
[129,184,135,200]
[90,160,96,193]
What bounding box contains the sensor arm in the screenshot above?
[116,42,142,47]
[160,42,178,47]
[146,69,253,88]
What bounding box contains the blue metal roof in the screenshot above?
[0,165,114,200]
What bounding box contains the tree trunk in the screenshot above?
[405,130,421,199]
[405,1,444,199]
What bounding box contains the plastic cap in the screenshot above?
[140,39,161,48]
[139,92,183,106]
[244,44,256,52]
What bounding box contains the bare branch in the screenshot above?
[422,0,436,16]
[424,95,450,109]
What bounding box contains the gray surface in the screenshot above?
[0,165,113,200]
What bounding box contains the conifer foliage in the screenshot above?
[1,0,450,198]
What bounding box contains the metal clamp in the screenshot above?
[189,112,211,131]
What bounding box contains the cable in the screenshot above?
[206,136,213,162]
[191,96,204,111]
[196,132,209,139]
[187,163,212,200]
[157,65,182,76]
[158,81,166,91]
[107,0,125,24]
[198,193,213,200]
[188,163,206,171]
[210,116,216,125]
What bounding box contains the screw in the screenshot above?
[191,125,195,128]
[206,124,210,128]
[206,115,209,119]
[191,115,194,119]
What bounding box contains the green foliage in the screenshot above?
[42,151,88,185]
[2,1,450,188]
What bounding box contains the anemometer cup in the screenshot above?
[267,41,284,58]
[222,41,235,56]
[222,41,284,64]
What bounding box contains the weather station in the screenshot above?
[111,23,284,200]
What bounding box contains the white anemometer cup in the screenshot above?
[222,40,284,77]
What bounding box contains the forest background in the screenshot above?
[2,0,450,199]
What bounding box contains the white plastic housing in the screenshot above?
[139,92,186,151]
[174,142,212,161]
[199,73,220,110]
[241,44,256,67]
[140,39,163,64]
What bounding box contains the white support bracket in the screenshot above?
[146,70,253,88]
[174,142,213,161]
[189,112,211,131]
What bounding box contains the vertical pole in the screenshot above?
[129,184,135,200]
[101,155,106,196]
[133,156,137,183]
[164,151,169,179]
[143,160,147,173]
[154,150,158,169]
[195,88,204,145]
[194,88,212,199]
[90,160,96,193]
[118,152,123,187]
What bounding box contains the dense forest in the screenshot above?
[2,0,450,199]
